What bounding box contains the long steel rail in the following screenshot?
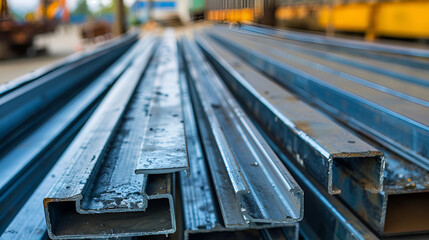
[178,40,299,240]
[238,23,429,59]
[208,27,429,172]
[0,33,139,233]
[43,31,189,239]
[182,37,303,228]
[197,34,384,195]
[200,28,429,236]
[0,31,138,97]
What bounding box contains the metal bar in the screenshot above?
[182,38,303,228]
[42,37,171,238]
[0,33,137,145]
[197,35,384,195]
[207,28,429,172]
[0,36,159,240]
[180,43,296,238]
[201,28,429,236]
[0,34,145,234]
[0,31,139,97]
[257,121,379,240]
[135,29,188,175]
[216,27,429,104]
[239,23,429,58]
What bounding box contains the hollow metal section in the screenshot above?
[43,33,184,239]
[197,34,384,195]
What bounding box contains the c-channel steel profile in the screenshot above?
[183,38,303,228]
[0,35,154,240]
[135,29,189,175]
[0,34,144,233]
[196,35,385,195]
[177,44,299,240]
[208,28,429,172]
[42,36,182,239]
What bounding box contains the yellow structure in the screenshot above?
[316,0,429,39]
[206,8,257,22]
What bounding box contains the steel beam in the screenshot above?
[0,34,144,233]
[208,28,429,172]
[0,32,137,145]
[182,38,303,228]
[239,24,429,59]
[178,42,299,240]
[197,35,384,195]
[200,28,429,236]
[42,34,187,239]
[135,29,188,175]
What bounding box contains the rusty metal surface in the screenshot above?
[204,26,429,236]
[178,51,298,239]
[182,37,303,228]
[197,34,384,195]
[135,29,188,175]
[0,35,153,240]
[208,27,429,174]
[42,35,175,238]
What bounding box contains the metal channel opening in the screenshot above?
[384,192,429,234]
[333,155,384,192]
[46,198,171,238]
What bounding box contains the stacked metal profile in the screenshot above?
[0,28,304,240]
[201,24,429,239]
[0,24,428,240]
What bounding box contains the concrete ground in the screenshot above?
[0,24,81,85]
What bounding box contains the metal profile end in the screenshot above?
[44,174,175,239]
[332,151,385,193]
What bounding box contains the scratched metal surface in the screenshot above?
[80,47,159,213]
[255,122,379,240]
[0,36,152,240]
[197,35,384,195]
[0,36,145,233]
[208,28,429,172]
[183,38,303,228]
[179,60,299,240]
[43,36,159,239]
[136,30,188,175]
[203,28,429,236]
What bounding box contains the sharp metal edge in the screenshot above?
[135,29,189,175]
[255,120,379,240]
[178,59,299,240]
[42,37,166,239]
[0,33,137,143]
[202,28,429,236]
[0,33,144,234]
[198,32,385,195]
[238,24,429,58]
[208,28,429,173]
[0,31,139,97]
[0,35,152,240]
[182,38,303,227]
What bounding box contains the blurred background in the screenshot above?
[1,0,428,83]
